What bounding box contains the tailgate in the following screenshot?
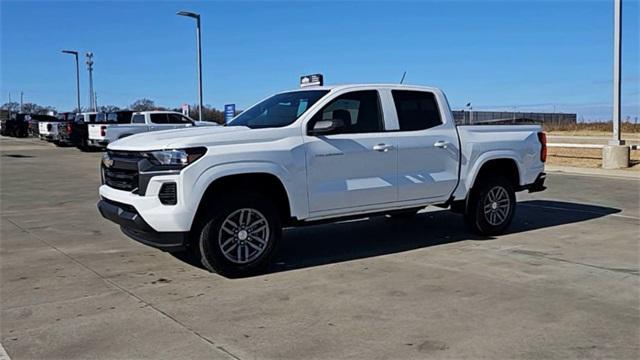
[39,122,58,135]
[88,124,106,140]
[38,122,49,134]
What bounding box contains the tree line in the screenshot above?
[1,99,228,124]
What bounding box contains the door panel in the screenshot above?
[391,90,460,201]
[304,90,397,213]
[305,134,397,212]
[396,126,459,201]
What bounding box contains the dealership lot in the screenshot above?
[1,136,638,359]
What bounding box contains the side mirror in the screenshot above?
[309,118,345,135]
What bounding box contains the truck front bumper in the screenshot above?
[97,198,188,252]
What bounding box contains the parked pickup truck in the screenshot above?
[98,84,546,277]
[86,111,134,149]
[101,111,214,146]
[38,113,73,143]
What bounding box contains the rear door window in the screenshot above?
[392,90,442,131]
[150,114,168,124]
[167,114,192,124]
[132,114,146,124]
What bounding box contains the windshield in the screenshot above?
[228,90,328,129]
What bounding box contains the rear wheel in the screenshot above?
[198,192,281,277]
[464,176,516,235]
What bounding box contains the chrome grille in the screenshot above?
[103,150,142,192]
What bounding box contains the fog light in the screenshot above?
[158,182,177,205]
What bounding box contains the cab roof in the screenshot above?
[282,83,441,93]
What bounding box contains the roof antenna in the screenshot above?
[399,71,407,84]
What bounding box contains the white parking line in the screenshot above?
[0,342,11,360]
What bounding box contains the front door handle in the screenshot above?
[373,143,394,152]
[434,140,449,149]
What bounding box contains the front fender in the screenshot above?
[184,161,306,227]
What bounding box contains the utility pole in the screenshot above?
[20,91,23,112]
[62,50,81,112]
[86,52,95,112]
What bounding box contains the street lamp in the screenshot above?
[177,10,203,121]
[62,50,81,112]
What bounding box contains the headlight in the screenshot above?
[143,147,207,171]
[101,152,113,168]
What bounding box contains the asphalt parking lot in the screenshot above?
[1,136,639,359]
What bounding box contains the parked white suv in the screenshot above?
[98,84,546,277]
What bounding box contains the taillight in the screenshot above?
[100,126,106,137]
[67,123,72,135]
[537,132,547,162]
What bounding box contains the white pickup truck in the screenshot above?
[87,111,134,148]
[38,112,74,143]
[99,111,211,147]
[98,84,546,277]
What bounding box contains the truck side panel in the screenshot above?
[453,125,544,199]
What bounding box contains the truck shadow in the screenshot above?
[266,200,621,274]
[170,200,622,275]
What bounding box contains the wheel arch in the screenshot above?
[467,154,523,191]
[190,169,295,233]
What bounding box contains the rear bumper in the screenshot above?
[522,172,546,193]
[97,198,188,252]
[88,139,109,148]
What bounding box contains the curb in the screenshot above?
[545,165,640,180]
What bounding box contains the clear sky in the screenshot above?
[1,0,638,121]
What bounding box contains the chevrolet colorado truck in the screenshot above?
[98,84,546,277]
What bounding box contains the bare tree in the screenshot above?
[99,105,121,113]
[0,102,20,113]
[20,103,56,114]
[130,99,157,111]
[192,103,225,124]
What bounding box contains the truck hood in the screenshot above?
[107,125,290,151]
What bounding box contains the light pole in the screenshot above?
[603,0,629,168]
[85,52,95,111]
[62,50,81,112]
[611,0,623,146]
[177,10,203,121]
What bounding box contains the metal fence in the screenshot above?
[452,111,577,125]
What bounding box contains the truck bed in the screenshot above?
[455,124,544,197]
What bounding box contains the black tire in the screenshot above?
[78,138,89,151]
[464,176,516,236]
[198,192,281,277]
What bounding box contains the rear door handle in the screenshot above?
[434,140,449,149]
[373,143,394,152]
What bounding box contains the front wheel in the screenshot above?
[464,176,516,236]
[198,193,281,277]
